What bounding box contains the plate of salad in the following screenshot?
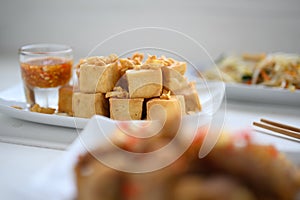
[204,53,300,106]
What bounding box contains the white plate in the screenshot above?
[0,84,84,129]
[225,83,300,106]
[0,99,88,129]
[0,82,225,129]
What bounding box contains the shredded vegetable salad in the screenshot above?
[205,53,300,91]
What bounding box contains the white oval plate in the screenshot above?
[225,83,300,106]
[0,82,225,129]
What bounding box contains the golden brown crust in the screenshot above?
[109,98,144,120]
[126,69,163,98]
[58,85,74,115]
[72,93,108,118]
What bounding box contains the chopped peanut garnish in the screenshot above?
[11,106,23,110]
[106,87,129,98]
[160,90,172,100]
[30,104,56,114]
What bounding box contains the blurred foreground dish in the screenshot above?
[74,130,300,200]
[205,53,300,91]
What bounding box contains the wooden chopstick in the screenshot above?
[253,119,300,140]
[260,118,300,133]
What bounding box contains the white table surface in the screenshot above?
[0,56,299,199]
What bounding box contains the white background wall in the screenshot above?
[0,0,300,62]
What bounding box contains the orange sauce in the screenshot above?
[21,57,73,88]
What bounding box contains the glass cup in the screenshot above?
[18,44,73,109]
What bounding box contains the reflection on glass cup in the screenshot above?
[18,44,73,109]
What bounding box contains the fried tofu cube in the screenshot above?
[177,84,201,113]
[173,95,186,115]
[146,97,182,137]
[146,97,183,120]
[73,92,108,118]
[162,67,189,92]
[126,69,162,98]
[79,62,120,93]
[58,85,74,115]
[184,91,201,113]
[172,62,187,75]
[161,91,186,115]
[109,98,144,120]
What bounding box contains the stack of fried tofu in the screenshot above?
[58,53,201,120]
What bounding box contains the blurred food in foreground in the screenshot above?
[75,130,300,200]
[205,53,300,91]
